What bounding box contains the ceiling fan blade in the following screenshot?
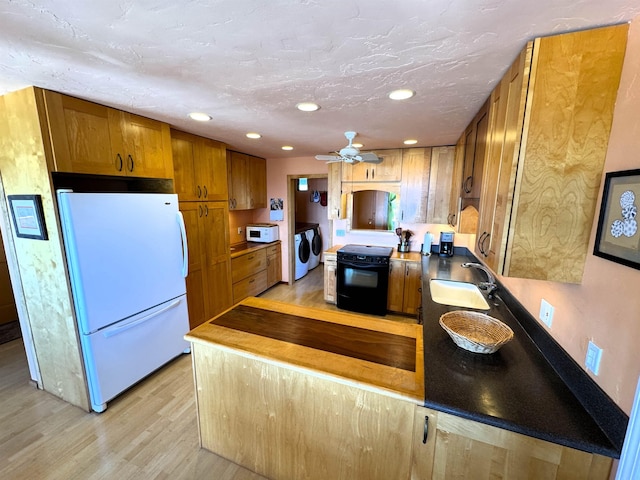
[360,152,383,164]
[315,155,340,161]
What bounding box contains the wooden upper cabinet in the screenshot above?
[474,24,628,283]
[400,148,431,223]
[447,136,465,229]
[426,146,456,224]
[342,149,402,182]
[43,90,173,178]
[227,151,266,210]
[461,99,489,199]
[112,112,173,178]
[171,130,228,202]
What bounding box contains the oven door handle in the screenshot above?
[338,259,385,270]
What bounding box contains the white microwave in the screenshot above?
[246,224,279,243]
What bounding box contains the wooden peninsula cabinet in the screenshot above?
[44,90,173,178]
[411,406,612,479]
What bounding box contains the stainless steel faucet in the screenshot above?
[461,262,498,298]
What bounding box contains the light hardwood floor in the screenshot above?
[0,264,415,479]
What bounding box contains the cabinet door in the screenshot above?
[266,244,282,288]
[43,91,120,175]
[400,148,431,223]
[327,162,343,219]
[387,259,405,313]
[172,132,200,201]
[227,151,249,210]
[114,112,173,178]
[200,138,228,201]
[179,202,208,329]
[426,146,456,224]
[476,47,529,270]
[324,255,337,303]
[202,202,233,318]
[412,406,612,480]
[402,262,422,316]
[247,155,267,208]
[462,100,489,199]
[342,149,402,182]
[447,135,465,229]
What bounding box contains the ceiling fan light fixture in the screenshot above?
[246,132,261,139]
[282,145,294,151]
[296,102,320,112]
[404,139,418,145]
[188,112,212,121]
[389,89,415,101]
[352,143,363,148]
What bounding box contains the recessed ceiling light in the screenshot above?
[352,143,363,148]
[188,112,212,121]
[282,146,294,151]
[246,132,261,139]
[296,102,320,112]
[389,89,415,100]
[404,139,418,145]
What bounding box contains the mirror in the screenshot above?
[348,189,400,231]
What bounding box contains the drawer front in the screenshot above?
[231,249,267,283]
[266,244,280,256]
[233,271,268,304]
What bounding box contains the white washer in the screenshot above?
[307,227,321,270]
[294,232,310,280]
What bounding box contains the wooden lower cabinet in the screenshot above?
[192,342,416,480]
[266,243,282,288]
[231,242,281,303]
[324,252,337,303]
[387,259,422,316]
[411,406,612,480]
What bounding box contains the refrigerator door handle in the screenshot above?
[176,211,189,278]
[103,298,183,338]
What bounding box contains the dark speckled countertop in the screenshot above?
[420,248,628,458]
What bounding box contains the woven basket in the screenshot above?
[439,311,514,354]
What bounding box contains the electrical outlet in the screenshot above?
[539,299,554,328]
[586,341,603,375]
[237,227,242,235]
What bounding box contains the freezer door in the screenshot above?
[81,295,190,412]
[58,191,187,334]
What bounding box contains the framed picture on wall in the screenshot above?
[593,169,640,270]
[8,194,48,240]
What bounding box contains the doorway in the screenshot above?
[286,174,329,286]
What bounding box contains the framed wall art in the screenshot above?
[8,194,48,240]
[593,169,640,270]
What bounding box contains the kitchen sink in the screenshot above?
[429,279,490,310]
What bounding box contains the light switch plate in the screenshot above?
[539,299,554,328]
[586,341,602,375]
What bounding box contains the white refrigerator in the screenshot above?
[57,190,190,412]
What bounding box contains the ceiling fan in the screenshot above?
[315,131,383,164]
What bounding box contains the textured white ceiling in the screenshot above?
[1,0,640,159]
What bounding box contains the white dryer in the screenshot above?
[294,232,310,280]
[307,227,322,270]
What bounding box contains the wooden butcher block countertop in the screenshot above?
[186,297,424,402]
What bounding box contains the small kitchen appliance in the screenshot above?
[246,223,279,243]
[439,231,455,257]
[422,231,434,256]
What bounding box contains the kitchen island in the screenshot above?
[187,290,621,479]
